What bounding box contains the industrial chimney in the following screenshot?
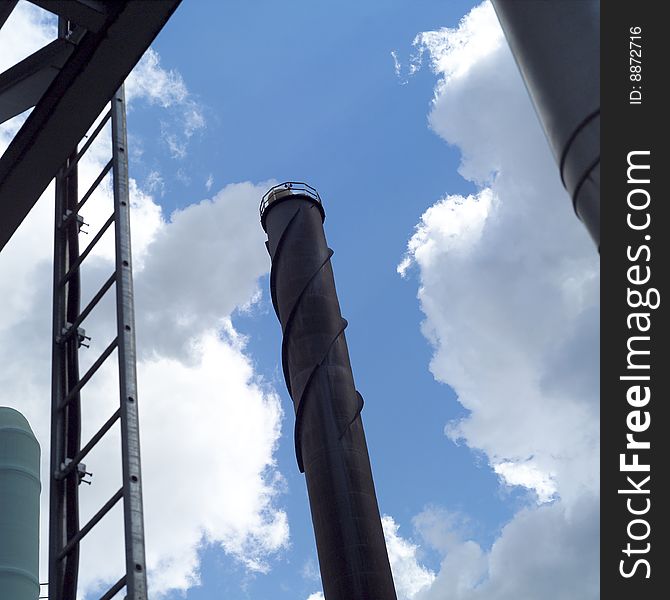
[492,0,600,247]
[260,182,397,600]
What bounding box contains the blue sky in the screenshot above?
[135,2,514,595]
[0,2,599,599]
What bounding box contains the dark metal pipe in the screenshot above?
[261,182,397,600]
[492,0,600,247]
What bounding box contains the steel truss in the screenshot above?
[0,3,182,598]
[0,0,182,251]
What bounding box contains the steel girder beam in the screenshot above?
[0,1,19,30]
[0,37,76,124]
[29,0,109,32]
[0,0,183,252]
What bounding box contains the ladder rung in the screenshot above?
[59,337,118,411]
[58,487,123,560]
[59,213,114,287]
[56,408,121,480]
[98,575,126,600]
[74,158,113,215]
[60,272,116,342]
[62,110,112,179]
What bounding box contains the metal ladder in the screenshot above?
[48,84,147,600]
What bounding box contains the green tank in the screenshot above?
[0,407,41,600]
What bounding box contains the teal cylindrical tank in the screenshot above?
[0,407,41,600]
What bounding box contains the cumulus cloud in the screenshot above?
[0,171,285,596]
[396,1,599,598]
[382,515,436,600]
[400,0,599,508]
[380,497,598,600]
[1,7,286,598]
[134,182,271,361]
[408,498,599,600]
[493,461,556,504]
[412,3,503,90]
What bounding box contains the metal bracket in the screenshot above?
[56,323,90,347]
[56,458,92,485]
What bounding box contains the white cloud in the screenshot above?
[126,47,205,160]
[397,2,599,598]
[145,170,166,196]
[382,515,436,600]
[400,0,598,511]
[378,497,598,600]
[0,172,286,596]
[412,2,503,88]
[183,104,206,137]
[137,329,288,588]
[134,181,271,361]
[412,506,472,556]
[411,497,599,600]
[0,171,286,597]
[176,166,191,185]
[0,8,286,597]
[493,461,556,504]
[125,47,189,108]
[306,593,324,600]
[161,124,188,159]
[398,190,494,278]
[390,50,402,79]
